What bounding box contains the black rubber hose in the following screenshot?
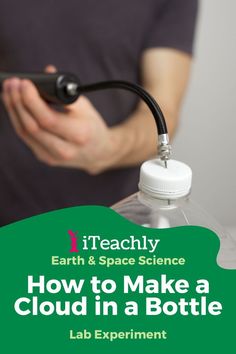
[79,81,168,136]
[0,72,168,136]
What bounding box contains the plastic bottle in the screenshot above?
[112,159,236,269]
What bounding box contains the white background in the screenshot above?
[173,0,236,231]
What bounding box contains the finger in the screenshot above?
[25,128,78,162]
[7,78,40,136]
[19,79,58,127]
[44,65,57,73]
[2,79,26,137]
[20,133,59,167]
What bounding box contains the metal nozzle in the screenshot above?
[158,134,172,167]
[66,82,79,96]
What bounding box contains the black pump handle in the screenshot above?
[0,72,80,104]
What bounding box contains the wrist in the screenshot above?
[101,124,135,171]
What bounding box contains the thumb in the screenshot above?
[67,95,94,114]
[44,65,57,73]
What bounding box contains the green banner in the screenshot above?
[0,206,235,353]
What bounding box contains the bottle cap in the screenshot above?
[139,159,192,200]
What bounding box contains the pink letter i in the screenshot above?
[68,230,79,253]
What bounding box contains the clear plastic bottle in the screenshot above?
[113,159,236,269]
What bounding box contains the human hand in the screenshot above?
[2,67,119,174]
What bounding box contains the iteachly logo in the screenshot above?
[68,230,161,254]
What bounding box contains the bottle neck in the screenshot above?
[138,190,190,210]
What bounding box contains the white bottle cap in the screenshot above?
[139,159,192,200]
